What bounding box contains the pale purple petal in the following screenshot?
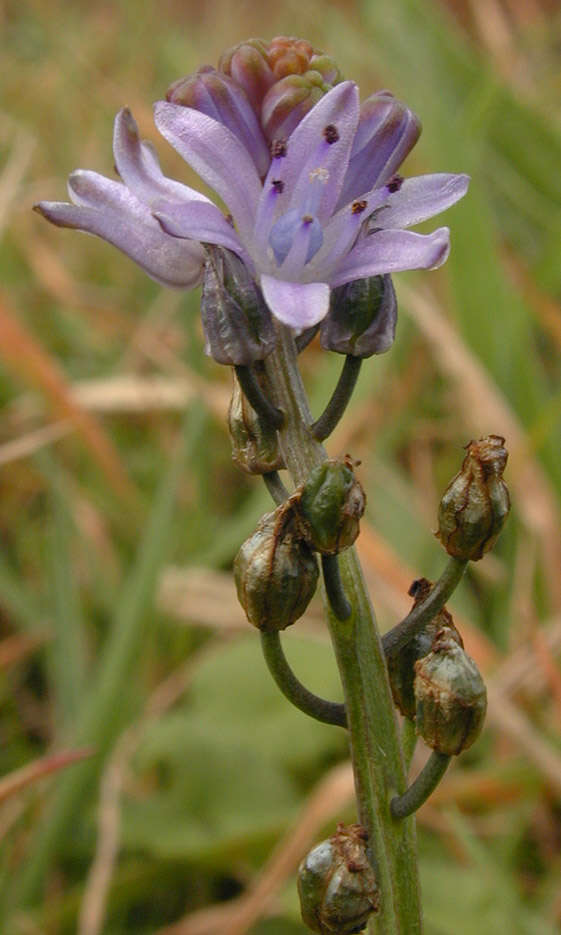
[338,100,420,207]
[258,82,360,230]
[35,186,204,288]
[373,174,470,229]
[309,188,389,277]
[154,102,262,242]
[113,108,210,208]
[261,275,330,330]
[331,227,450,287]
[152,198,248,259]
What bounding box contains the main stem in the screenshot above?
[263,325,422,934]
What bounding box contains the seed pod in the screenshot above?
[234,502,319,631]
[436,435,510,561]
[414,630,487,755]
[200,244,276,365]
[295,457,366,555]
[228,369,284,474]
[320,274,397,358]
[387,578,463,720]
[297,824,380,934]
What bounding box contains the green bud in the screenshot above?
[414,630,487,755]
[295,457,366,555]
[200,245,276,365]
[234,503,319,631]
[261,71,331,143]
[298,824,380,934]
[436,435,510,561]
[387,578,463,720]
[320,274,397,358]
[228,368,284,475]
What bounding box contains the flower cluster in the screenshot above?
[36,37,469,339]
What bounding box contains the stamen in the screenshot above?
[271,139,288,158]
[302,215,313,224]
[323,124,339,144]
[351,200,367,215]
[387,173,404,193]
[225,213,234,227]
[271,179,284,194]
[309,167,329,184]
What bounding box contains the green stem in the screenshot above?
[391,752,450,820]
[321,554,352,621]
[264,324,422,935]
[312,354,362,441]
[383,558,468,659]
[263,471,289,505]
[401,718,418,772]
[260,631,347,728]
[234,364,284,429]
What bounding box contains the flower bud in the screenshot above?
[200,245,276,365]
[320,274,397,358]
[387,578,463,720]
[436,435,510,561]
[234,503,319,631]
[414,630,487,755]
[298,824,380,934]
[166,66,270,176]
[261,71,333,143]
[295,457,366,555]
[228,368,284,475]
[218,38,276,112]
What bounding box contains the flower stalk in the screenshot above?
[263,322,422,934]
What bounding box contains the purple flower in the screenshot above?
[36,79,469,334]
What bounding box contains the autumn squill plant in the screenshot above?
[36,37,510,933]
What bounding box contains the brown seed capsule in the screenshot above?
[387,578,463,720]
[436,435,510,561]
[297,824,380,934]
[414,630,487,755]
[228,369,284,475]
[234,502,319,631]
[295,457,366,555]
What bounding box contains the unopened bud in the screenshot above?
[228,368,284,475]
[166,66,270,176]
[262,71,332,143]
[218,38,276,113]
[298,824,380,934]
[200,245,276,365]
[295,457,366,555]
[387,578,463,720]
[414,630,487,755]
[320,274,397,358]
[437,435,510,561]
[234,503,319,631]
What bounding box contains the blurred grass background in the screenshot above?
[1,0,561,931]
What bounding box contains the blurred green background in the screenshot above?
[1,0,561,932]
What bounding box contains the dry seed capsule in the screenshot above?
[234,503,318,631]
[228,369,284,475]
[437,435,510,561]
[296,457,366,555]
[387,578,463,720]
[414,630,487,755]
[298,824,380,934]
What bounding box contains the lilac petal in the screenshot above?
[338,100,421,207]
[154,102,262,242]
[35,193,204,288]
[309,188,389,278]
[269,209,323,267]
[331,227,450,287]
[258,82,360,229]
[373,174,470,229]
[153,198,248,259]
[261,275,330,330]
[113,108,210,208]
